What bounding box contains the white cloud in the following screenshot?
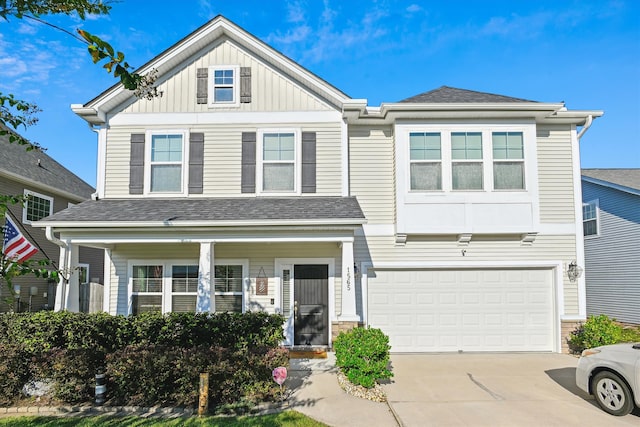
[16,23,38,35]
[198,0,218,21]
[406,4,421,13]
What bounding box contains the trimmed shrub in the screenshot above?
[105,344,289,408]
[568,314,634,354]
[334,327,393,388]
[42,348,105,404]
[0,344,31,405]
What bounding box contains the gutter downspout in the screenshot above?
[46,226,69,311]
[88,124,100,200]
[576,115,593,140]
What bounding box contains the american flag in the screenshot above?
[2,215,38,263]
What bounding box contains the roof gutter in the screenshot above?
[576,114,593,140]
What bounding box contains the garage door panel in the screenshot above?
[368,268,554,352]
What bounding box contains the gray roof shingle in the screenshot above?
[582,169,640,192]
[0,129,94,199]
[38,197,366,224]
[399,86,537,103]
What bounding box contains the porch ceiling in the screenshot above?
[34,197,366,228]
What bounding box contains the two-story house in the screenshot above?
[36,16,602,353]
[1,129,103,312]
[581,169,640,325]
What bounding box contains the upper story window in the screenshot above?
[583,199,599,237]
[410,132,442,191]
[145,131,188,195]
[209,65,239,107]
[257,130,300,194]
[451,132,483,190]
[493,132,525,190]
[23,190,53,224]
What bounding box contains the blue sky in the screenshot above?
[1,0,638,187]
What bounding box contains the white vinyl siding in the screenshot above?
[349,125,395,224]
[537,126,576,223]
[121,39,332,114]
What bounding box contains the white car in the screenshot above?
[576,342,640,416]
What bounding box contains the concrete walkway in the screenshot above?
[288,353,399,427]
[288,353,640,427]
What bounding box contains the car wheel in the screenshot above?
[591,371,635,416]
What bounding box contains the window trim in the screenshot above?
[582,199,600,238]
[409,132,442,191]
[143,130,189,196]
[208,65,240,108]
[127,259,249,314]
[256,128,301,195]
[401,124,533,194]
[213,259,249,314]
[22,189,53,224]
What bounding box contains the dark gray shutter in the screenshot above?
[241,132,256,193]
[240,67,251,103]
[196,68,208,104]
[129,133,145,194]
[189,133,204,194]
[301,132,316,193]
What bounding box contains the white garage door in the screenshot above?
[367,268,555,352]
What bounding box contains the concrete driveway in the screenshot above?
[383,353,640,427]
[289,353,639,427]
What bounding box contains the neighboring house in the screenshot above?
[0,130,103,312]
[581,169,640,325]
[36,16,602,353]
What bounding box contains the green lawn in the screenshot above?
[0,411,327,427]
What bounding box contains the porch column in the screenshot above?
[55,243,80,312]
[339,240,359,321]
[197,242,214,313]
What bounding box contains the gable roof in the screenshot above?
[36,197,366,227]
[73,15,351,124]
[0,130,94,201]
[582,169,640,196]
[399,86,536,103]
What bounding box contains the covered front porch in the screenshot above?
[35,197,366,348]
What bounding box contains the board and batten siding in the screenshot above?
[103,122,342,198]
[583,181,640,324]
[355,233,580,316]
[537,125,576,224]
[349,125,395,224]
[120,38,332,114]
[108,242,344,317]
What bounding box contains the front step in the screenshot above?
[289,346,329,359]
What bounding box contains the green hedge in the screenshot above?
[334,327,393,388]
[0,311,287,408]
[568,314,640,354]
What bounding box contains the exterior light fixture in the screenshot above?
[567,261,583,282]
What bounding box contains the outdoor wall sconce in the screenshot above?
[567,261,583,282]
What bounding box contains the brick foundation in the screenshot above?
[561,319,583,354]
[331,321,362,345]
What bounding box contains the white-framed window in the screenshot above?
[23,190,53,224]
[451,132,483,190]
[171,265,198,313]
[492,132,525,190]
[583,199,599,237]
[129,260,247,314]
[209,65,239,107]
[77,263,90,285]
[214,264,244,313]
[409,132,442,191]
[131,264,164,315]
[257,129,300,194]
[144,130,188,195]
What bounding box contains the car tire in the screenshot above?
[591,371,635,416]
